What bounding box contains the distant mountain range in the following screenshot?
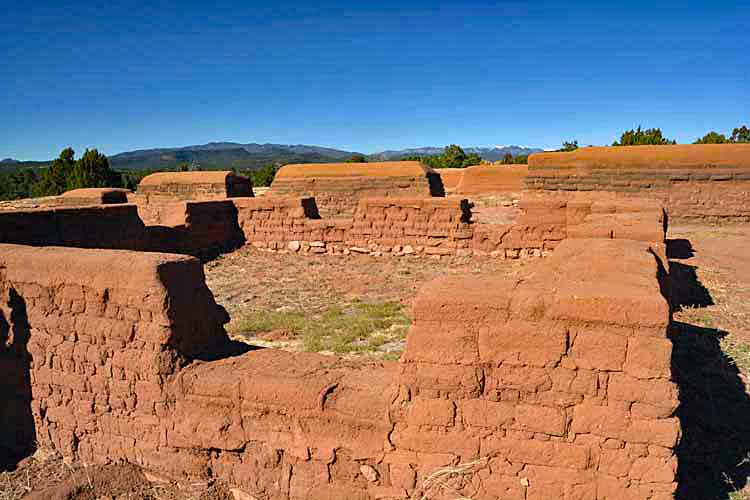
[370,146,543,162]
[1,143,544,172]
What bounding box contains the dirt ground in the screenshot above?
[2,221,749,499]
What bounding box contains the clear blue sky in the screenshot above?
[2,0,748,160]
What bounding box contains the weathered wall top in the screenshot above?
[456,164,528,193]
[137,170,253,198]
[60,188,131,204]
[529,144,750,169]
[275,161,429,178]
[138,171,238,186]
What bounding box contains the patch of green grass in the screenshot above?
[229,301,410,355]
[228,310,307,337]
[722,339,750,376]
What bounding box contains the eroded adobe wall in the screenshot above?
[145,200,244,259]
[527,144,750,221]
[236,196,473,256]
[269,162,438,218]
[134,171,253,225]
[0,245,231,464]
[396,238,679,499]
[471,192,666,258]
[0,205,147,250]
[0,237,680,498]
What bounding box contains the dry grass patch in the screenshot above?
[228,300,410,356]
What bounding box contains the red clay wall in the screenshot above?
[0,238,679,498]
[269,162,439,218]
[527,145,750,221]
[135,171,253,225]
[456,164,529,194]
[396,238,679,499]
[0,204,147,249]
[472,193,665,257]
[235,196,473,256]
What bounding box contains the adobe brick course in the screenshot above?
[0,236,680,499]
[527,144,750,221]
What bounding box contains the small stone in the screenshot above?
[310,247,326,253]
[402,245,415,255]
[310,241,325,248]
[350,247,368,253]
[288,241,301,252]
[360,465,379,482]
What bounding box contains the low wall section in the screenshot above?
[0,201,243,260]
[0,238,680,499]
[235,196,473,256]
[527,144,750,221]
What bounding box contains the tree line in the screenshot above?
[0,148,138,201]
[557,124,749,152]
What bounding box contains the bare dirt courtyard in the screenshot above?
[2,222,750,500]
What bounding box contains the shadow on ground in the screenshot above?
[667,238,714,310]
[667,237,750,499]
[671,322,750,499]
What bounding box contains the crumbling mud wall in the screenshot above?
[526,144,750,221]
[235,196,473,256]
[145,200,244,258]
[394,238,680,499]
[0,245,232,464]
[268,161,440,218]
[0,238,680,498]
[134,171,253,225]
[0,201,243,260]
[0,205,147,250]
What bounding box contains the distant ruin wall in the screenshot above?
[238,194,665,258]
[268,162,439,218]
[236,196,474,256]
[134,171,253,225]
[0,238,680,498]
[0,205,146,250]
[527,145,750,221]
[0,202,243,260]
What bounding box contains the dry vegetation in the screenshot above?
[205,246,523,359]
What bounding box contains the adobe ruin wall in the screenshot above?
[0,237,680,499]
[268,161,440,218]
[134,171,253,225]
[527,144,750,221]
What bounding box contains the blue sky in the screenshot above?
[2,0,748,160]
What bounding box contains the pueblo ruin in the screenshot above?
[2,143,750,499]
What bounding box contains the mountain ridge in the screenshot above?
[1,142,544,172]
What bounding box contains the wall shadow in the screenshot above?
[667,238,714,310]
[0,288,36,471]
[670,321,750,499]
[427,171,446,197]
